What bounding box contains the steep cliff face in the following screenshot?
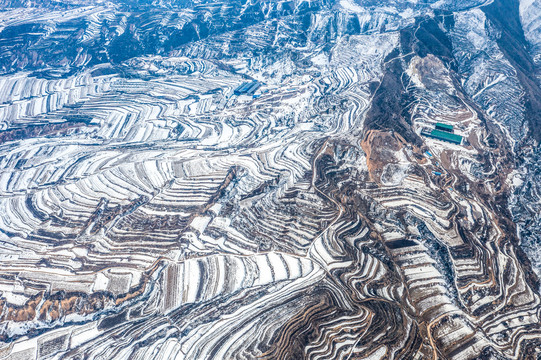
[0,0,541,359]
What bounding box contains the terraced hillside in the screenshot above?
[0,0,541,359]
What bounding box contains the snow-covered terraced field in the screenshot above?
[0,0,541,359]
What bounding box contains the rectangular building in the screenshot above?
[435,123,454,132]
[423,129,463,144]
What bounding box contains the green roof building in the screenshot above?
[424,129,463,144]
[435,123,453,132]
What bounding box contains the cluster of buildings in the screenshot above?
[234,81,260,96]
